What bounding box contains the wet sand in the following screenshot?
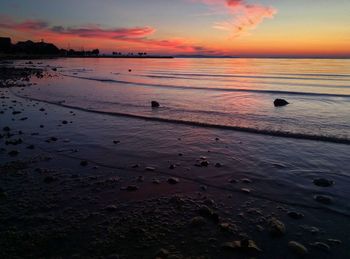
[0,65,349,258]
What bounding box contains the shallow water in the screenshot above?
[17,58,350,142]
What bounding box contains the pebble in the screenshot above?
[152,179,161,184]
[125,185,138,191]
[219,223,236,233]
[221,240,261,252]
[268,217,286,236]
[104,205,118,212]
[155,248,169,258]
[288,241,308,256]
[327,239,342,245]
[241,188,251,194]
[145,167,155,171]
[190,216,206,227]
[8,150,19,156]
[44,175,57,183]
[200,160,209,167]
[215,162,222,168]
[169,164,176,169]
[241,178,252,183]
[229,179,238,183]
[310,242,330,252]
[26,145,35,150]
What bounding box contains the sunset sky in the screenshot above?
[1,0,349,57]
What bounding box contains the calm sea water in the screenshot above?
[19,58,350,142]
[9,58,350,217]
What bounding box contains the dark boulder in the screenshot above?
[151,101,160,108]
[313,178,334,187]
[274,99,289,107]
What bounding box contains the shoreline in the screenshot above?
[1,65,349,258]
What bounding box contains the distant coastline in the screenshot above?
[0,36,174,59]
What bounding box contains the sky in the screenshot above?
[0,0,350,57]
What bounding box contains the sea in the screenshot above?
[10,57,350,217]
[18,58,350,143]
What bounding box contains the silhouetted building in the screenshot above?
[0,37,12,53]
[0,37,99,57]
[15,40,60,55]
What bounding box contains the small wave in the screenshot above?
[64,74,350,98]
[275,73,350,78]
[154,72,350,82]
[11,91,350,145]
[136,73,350,90]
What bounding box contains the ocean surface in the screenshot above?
[18,58,350,143]
[7,58,350,218]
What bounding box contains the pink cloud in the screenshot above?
[50,25,156,39]
[0,15,220,54]
[195,0,277,37]
[0,16,48,30]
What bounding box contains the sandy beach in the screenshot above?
[0,62,349,258]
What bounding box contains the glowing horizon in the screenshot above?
[1,0,349,57]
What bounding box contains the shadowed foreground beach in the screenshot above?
[1,64,350,259]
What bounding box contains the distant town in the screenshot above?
[0,37,173,59]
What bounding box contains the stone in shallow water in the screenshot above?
[215,162,222,168]
[274,98,289,107]
[288,241,308,256]
[167,177,179,184]
[313,178,334,187]
[151,101,160,108]
[287,211,304,219]
[313,194,333,204]
[80,160,88,166]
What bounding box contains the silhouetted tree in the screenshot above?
[92,49,99,56]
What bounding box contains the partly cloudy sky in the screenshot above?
[0,0,349,57]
